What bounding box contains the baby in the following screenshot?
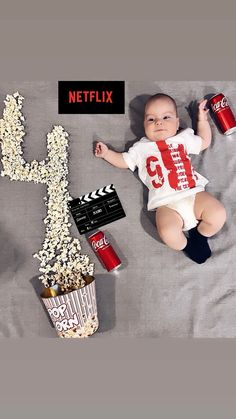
[94,93,226,264]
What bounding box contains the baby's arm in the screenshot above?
[197,99,212,151]
[95,141,128,169]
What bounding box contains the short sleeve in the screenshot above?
[122,144,139,172]
[180,128,202,155]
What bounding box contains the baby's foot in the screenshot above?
[183,227,211,264]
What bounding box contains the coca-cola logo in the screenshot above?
[91,236,109,252]
[211,96,229,113]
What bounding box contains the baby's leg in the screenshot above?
[194,191,226,237]
[181,191,226,264]
[156,206,187,251]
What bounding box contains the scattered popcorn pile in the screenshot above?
[0,92,94,292]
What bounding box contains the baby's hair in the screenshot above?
[145,93,178,116]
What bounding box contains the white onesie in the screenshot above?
[122,128,208,229]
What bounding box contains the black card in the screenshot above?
[58,81,125,114]
[69,184,126,234]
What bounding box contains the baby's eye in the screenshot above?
[163,115,172,120]
[147,117,155,123]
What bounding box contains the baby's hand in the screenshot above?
[95,141,109,158]
[198,99,209,121]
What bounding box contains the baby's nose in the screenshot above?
[155,117,162,125]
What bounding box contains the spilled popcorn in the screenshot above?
[0,92,94,291]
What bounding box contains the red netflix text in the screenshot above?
[68,90,113,104]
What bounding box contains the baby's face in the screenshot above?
[144,98,179,141]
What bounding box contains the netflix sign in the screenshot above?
[58,81,125,114]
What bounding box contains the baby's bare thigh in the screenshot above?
[194,191,224,220]
[156,206,183,231]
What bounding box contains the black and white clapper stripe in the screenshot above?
[78,184,115,204]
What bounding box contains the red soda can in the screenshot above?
[209,93,236,135]
[88,230,121,272]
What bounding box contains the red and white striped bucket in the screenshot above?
[42,277,99,338]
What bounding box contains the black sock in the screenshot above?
[183,227,212,264]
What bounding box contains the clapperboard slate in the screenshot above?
[69,184,126,234]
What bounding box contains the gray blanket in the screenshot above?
[0,81,235,337]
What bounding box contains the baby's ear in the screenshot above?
[177,117,180,130]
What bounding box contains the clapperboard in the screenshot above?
[69,184,126,234]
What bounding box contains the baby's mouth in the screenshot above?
[155,129,166,132]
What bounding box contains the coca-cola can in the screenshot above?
[88,230,121,272]
[209,93,236,135]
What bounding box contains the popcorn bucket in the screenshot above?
[41,276,99,338]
